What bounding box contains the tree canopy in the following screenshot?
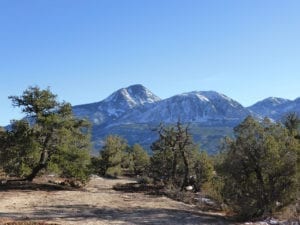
[220,116,299,219]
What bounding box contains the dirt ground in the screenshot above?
[0,176,231,225]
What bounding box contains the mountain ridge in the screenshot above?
[118,90,251,125]
[72,84,299,154]
[247,96,299,120]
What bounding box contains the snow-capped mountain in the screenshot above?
[73,84,161,125]
[71,84,299,154]
[120,91,251,126]
[248,97,299,120]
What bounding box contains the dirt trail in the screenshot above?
[0,177,230,225]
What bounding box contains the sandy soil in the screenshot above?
[0,176,231,225]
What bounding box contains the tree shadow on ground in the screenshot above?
[0,204,231,225]
[113,182,165,196]
[0,221,59,225]
[0,182,74,192]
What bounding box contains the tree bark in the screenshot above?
[254,166,268,216]
[181,151,190,191]
[25,149,48,181]
[171,148,178,182]
[25,163,46,182]
[25,130,53,182]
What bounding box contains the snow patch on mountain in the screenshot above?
[119,90,251,125]
[247,97,295,120]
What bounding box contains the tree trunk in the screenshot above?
[25,150,48,181]
[25,164,46,181]
[171,149,178,182]
[181,151,190,191]
[255,167,268,215]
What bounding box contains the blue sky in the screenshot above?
[0,0,299,126]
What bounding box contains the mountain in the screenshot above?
[73,84,161,126]
[72,85,254,154]
[120,91,251,126]
[71,84,299,154]
[248,97,299,120]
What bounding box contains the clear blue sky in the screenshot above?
[1,0,299,126]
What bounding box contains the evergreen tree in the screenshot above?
[0,120,39,177]
[150,121,197,190]
[221,116,299,219]
[194,150,214,191]
[131,144,150,175]
[150,141,174,184]
[0,86,91,182]
[283,112,300,139]
[121,145,134,173]
[100,135,127,177]
[283,112,300,202]
[121,143,150,176]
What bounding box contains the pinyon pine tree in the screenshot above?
[0,86,91,182]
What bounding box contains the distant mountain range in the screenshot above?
[248,97,300,120]
[73,84,299,154]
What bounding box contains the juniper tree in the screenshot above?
[131,144,150,175]
[283,112,300,139]
[150,121,198,190]
[100,135,128,177]
[194,150,214,191]
[220,116,299,219]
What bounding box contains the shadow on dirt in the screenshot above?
[0,182,74,192]
[113,182,165,195]
[0,204,230,225]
